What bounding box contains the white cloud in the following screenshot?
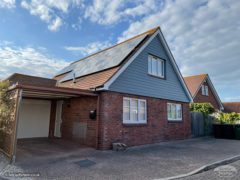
[64,41,112,56]
[0,44,69,79]
[0,0,15,8]
[118,0,240,100]
[48,16,63,32]
[84,0,161,25]
[21,0,84,31]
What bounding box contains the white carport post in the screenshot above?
[12,89,23,164]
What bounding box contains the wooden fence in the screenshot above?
[191,112,214,137]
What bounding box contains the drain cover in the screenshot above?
[75,159,96,168]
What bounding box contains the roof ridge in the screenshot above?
[71,27,160,65]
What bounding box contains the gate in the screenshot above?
[191,112,214,137]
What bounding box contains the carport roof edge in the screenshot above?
[9,84,98,98]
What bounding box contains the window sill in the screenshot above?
[148,73,165,80]
[168,120,183,123]
[122,123,148,127]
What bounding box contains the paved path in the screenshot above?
[0,137,240,180]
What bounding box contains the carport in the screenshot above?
[8,83,98,163]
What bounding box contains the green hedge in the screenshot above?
[190,103,215,115]
[213,112,240,125]
[0,80,11,148]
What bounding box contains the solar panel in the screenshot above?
[56,34,147,82]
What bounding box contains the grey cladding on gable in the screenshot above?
[109,35,190,102]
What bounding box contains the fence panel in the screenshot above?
[191,112,213,137]
[191,112,204,137]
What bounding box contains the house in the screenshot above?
[223,102,240,113]
[184,74,223,111]
[2,27,193,161]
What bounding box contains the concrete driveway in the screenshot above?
[1,137,240,180]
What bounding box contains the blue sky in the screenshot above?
[0,0,240,102]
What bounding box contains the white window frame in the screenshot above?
[201,85,209,96]
[205,86,209,96]
[123,97,147,124]
[201,85,205,95]
[148,55,165,78]
[167,103,182,121]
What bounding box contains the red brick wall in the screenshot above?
[61,96,98,147]
[98,91,191,150]
[194,81,221,110]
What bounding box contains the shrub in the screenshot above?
[190,103,215,115]
[213,112,240,124]
[0,80,11,146]
[229,112,240,121]
[0,80,11,117]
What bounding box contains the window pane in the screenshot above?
[139,101,146,120]
[152,59,157,76]
[157,60,164,77]
[131,99,138,121]
[205,86,209,96]
[123,99,130,107]
[123,107,130,120]
[201,85,205,95]
[123,99,130,120]
[148,58,152,74]
[167,104,171,119]
[176,104,182,119]
[172,104,176,119]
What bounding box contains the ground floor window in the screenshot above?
[123,97,147,124]
[167,103,182,121]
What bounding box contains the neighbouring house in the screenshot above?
[184,74,224,111]
[223,102,240,113]
[1,27,193,161]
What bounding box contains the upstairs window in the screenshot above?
[201,85,209,96]
[148,55,165,78]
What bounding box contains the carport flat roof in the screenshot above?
[9,84,98,99]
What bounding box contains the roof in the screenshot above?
[183,74,207,97]
[223,102,240,113]
[9,84,97,99]
[57,67,119,90]
[94,27,193,102]
[6,73,57,87]
[54,26,193,102]
[55,27,158,82]
[184,74,224,110]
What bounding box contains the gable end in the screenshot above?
[195,76,224,110]
[99,29,193,102]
